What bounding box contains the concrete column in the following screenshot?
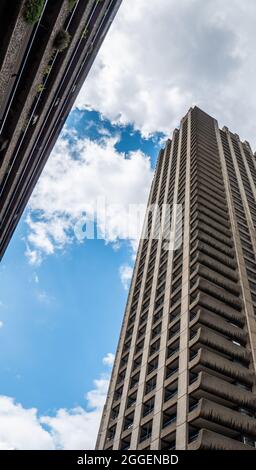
[175,109,192,450]
[150,128,181,449]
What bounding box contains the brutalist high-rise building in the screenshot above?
[96,107,256,450]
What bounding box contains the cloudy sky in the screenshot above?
[1,0,256,450]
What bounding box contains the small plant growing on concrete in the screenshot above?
[23,0,45,24]
[36,83,45,93]
[81,26,88,39]
[68,0,78,10]
[53,29,71,51]
[43,65,52,76]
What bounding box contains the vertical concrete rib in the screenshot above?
[226,131,256,254]
[129,142,170,450]
[239,141,256,206]
[150,128,180,449]
[175,109,191,450]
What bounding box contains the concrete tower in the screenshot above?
[97,107,256,450]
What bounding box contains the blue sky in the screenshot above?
[0,109,162,449]
[0,211,128,413]
[0,106,158,410]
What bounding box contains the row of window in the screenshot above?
[221,131,256,311]
[107,133,182,443]
[107,401,178,447]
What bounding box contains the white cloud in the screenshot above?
[42,374,109,450]
[119,264,133,290]
[102,353,115,367]
[0,321,4,328]
[0,360,112,450]
[0,396,54,450]
[25,134,153,264]
[40,407,100,450]
[85,377,109,411]
[25,246,42,266]
[76,0,256,145]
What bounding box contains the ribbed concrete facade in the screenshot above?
[0,0,122,260]
[96,107,256,450]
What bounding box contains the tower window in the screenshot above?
[142,397,155,417]
[147,356,159,375]
[145,375,157,395]
[139,420,152,443]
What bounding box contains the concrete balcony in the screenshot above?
[190,348,255,386]
[196,197,229,220]
[197,252,238,282]
[196,220,233,249]
[190,291,245,326]
[197,241,237,270]
[197,211,231,237]
[196,263,240,296]
[193,203,230,230]
[190,325,250,365]
[190,308,247,345]
[188,398,256,438]
[189,371,256,410]
[188,428,255,450]
[194,277,242,311]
